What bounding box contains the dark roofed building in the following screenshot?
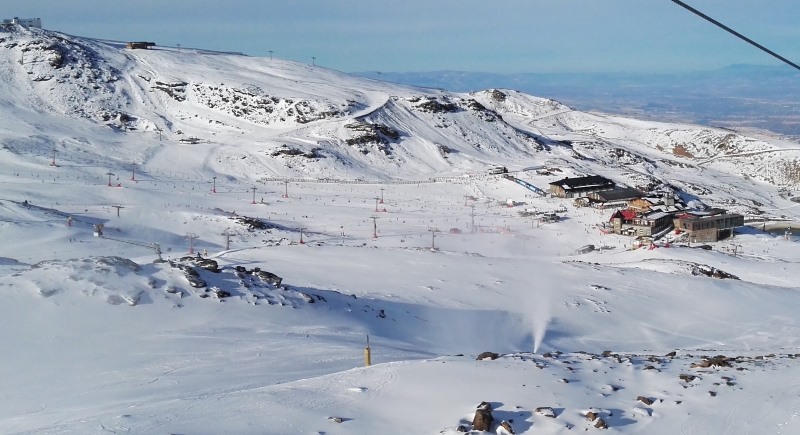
[548,175,615,198]
[126,41,156,49]
[586,187,644,209]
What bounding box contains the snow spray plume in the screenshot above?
[531,290,552,354]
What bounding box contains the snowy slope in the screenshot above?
[1,25,800,434]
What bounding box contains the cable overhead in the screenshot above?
[671,0,800,72]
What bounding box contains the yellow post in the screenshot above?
[364,335,372,367]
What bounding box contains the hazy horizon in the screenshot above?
[355,65,800,137]
[9,1,800,74]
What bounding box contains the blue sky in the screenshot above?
[10,0,800,73]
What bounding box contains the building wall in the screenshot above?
[690,228,719,243]
[678,213,744,242]
[557,186,614,199]
[611,217,623,233]
[629,198,653,211]
[5,17,42,28]
[549,185,567,197]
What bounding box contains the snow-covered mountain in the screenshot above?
[4,25,800,188]
[2,25,800,434]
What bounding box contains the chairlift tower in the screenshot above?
[186,233,199,254]
[470,204,476,233]
[429,228,440,250]
[221,228,235,250]
[371,216,379,239]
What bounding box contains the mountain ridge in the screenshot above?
[2,26,798,187]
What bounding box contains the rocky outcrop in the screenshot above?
[232,215,279,231]
[270,146,323,159]
[172,262,207,288]
[691,264,739,280]
[193,83,344,125]
[416,98,460,113]
[691,355,733,368]
[345,122,401,155]
[195,258,220,273]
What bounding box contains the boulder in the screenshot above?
[476,352,499,361]
[185,274,207,288]
[535,407,556,418]
[499,420,515,434]
[195,258,220,273]
[679,374,698,382]
[472,402,494,432]
[300,293,315,303]
[594,418,608,429]
[637,396,654,406]
[255,270,283,286]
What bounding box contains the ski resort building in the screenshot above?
[629,193,686,214]
[582,187,644,209]
[126,41,156,49]
[673,211,745,242]
[2,17,42,28]
[548,175,615,198]
[609,209,674,238]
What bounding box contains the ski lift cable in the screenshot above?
[671,0,800,72]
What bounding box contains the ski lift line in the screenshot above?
[671,0,800,72]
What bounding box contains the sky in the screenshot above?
[8,0,800,74]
